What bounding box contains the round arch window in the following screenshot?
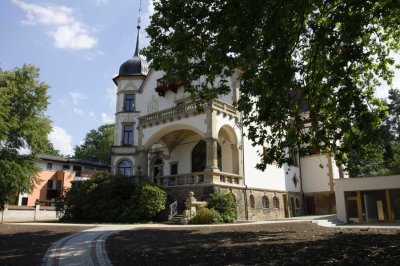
[118,160,132,176]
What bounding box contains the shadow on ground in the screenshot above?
[0,224,91,266]
[106,222,400,265]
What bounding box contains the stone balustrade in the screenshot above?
[153,171,243,187]
[139,99,238,128]
[214,172,242,185]
[154,172,207,187]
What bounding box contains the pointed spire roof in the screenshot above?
[114,1,148,82]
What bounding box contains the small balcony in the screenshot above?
[155,78,189,97]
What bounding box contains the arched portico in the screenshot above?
[218,125,240,174]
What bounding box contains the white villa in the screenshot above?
[110,25,344,221]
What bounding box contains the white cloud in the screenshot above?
[12,0,97,50]
[101,113,114,123]
[69,92,87,105]
[95,0,108,6]
[89,111,95,117]
[73,107,84,115]
[49,126,74,155]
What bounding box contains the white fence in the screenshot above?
[0,204,58,223]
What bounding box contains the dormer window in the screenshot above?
[124,94,135,112]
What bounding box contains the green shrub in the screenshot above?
[189,207,222,224]
[130,184,167,222]
[207,192,236,223]
[57,174,136,223]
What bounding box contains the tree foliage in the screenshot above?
[57,174,167,223]
[0,64,51,208]
[207,192,236,223]
[132,184,167,221]
[346,88,400,176]
[74,124,114,164]
[143,0,400,169]
[57,173,137,222]
[43,140,61,156]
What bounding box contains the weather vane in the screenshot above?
[138,0,142,29]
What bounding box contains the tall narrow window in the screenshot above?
[47,163,52,170]
[250,194,255,209]
[123,125,134,145]
[118,160,132,176]
[124,94,135,112]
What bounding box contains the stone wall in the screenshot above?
[1,205,58,223]
[305,191,336,215]
[163,184,304,221]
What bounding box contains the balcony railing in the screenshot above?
[153,171,243,187]
[139,99,238,128]
[154,172,206,187]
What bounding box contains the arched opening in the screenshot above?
[192,140,206,172]
[296,198,300,208]
[118,160,132,176]
[250,194,255,209]
[273,196,280,209]
[151,157,164,178]
[290,197,296,217]
[262,195,270,208]
[218,125,239,174]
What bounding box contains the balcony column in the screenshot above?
[136,149,149,178]
[205,138,219,171]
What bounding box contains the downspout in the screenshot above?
[240,112,248,221]
[298,143,306,215]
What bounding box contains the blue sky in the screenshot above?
[0,0,397,156]
[0,0,153,155]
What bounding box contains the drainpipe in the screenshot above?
[297,143,306,215]
[239,112,248,221]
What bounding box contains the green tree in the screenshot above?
[43,140,61,156]
[0,65,51,209]
[131,184,167,221]
[346,89,400,176]
[143,1,400,169]
[74,124,114,164]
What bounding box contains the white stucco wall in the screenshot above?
[334,175,400,222]
[300,155,332,193]
[37,162,64,171]
[242,137,301,192]
[142,117,207,148]
[165,135,201,174]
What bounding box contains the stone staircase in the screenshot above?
[164,214,184,225]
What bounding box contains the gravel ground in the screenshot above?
[0,224,92,266]
[106,222,400,265]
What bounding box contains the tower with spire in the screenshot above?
[111,1,148,178]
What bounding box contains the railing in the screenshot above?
[211,99,237,116]
[169,200,178,218]
[154,172,206,187]
[139,99,238,127]
[216,172,241,185]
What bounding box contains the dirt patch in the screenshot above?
[0,223,92,266]
[106,222,400,265]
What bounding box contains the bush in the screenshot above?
[57,174,137,223]
[207,192,236,223]
[130,184,167,222]
[189,207,222,224]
